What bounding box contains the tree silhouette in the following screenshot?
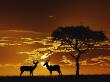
[51,26,107,78]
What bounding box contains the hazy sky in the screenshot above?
[0,30,109,76]
[0,0,110,76]
[0,0,110,34]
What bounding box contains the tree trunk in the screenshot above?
[75,59,79,78]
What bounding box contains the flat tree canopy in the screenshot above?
[51,26,107,77]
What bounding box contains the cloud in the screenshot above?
[59,55,110,67]
[40,53,51,59]
[0,43,8,47]
[23,41,38,45]
[90,56,110,66]
[0,39,9,42]
[91,56,110,61]
[18,52,32,55]
[60,55,74,66]
[7,30,43,35]
[18,50,44,64]
[21,38,33,41]
[18,49,41,56]
[0,64,21,68]
[0,30,109,69]
[0,37,39,46]
[19,36,73,53]
[0,36,22,47]
[17,48,54,65]
[9,43,22,46]
[0,42,22,47]
[60,57,90,66]
[48,16,56,20]
[91,58,99,62]
[0,37,9,39]
[29,37,52,46]
[80,60,88,66]
[21,37,50,45]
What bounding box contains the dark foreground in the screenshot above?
[0,75,110,82]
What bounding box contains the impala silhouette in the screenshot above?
[43,60,62,76]
[20,60,39,76]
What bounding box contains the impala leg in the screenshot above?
[32,72,33,76]
[58,71,60,76]
[30,72,32,76]
[59,71,62,76]
[20,71,24,76]
[57,70,62,76]
[60,71,62,75]
[50,71,52,76]
[59,72,60,76]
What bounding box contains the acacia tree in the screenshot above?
[51,26,107,78]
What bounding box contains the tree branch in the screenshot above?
[69,53,77,60]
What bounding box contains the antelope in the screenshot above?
[43,60,62,76]
[20,60,39,76]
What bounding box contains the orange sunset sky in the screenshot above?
[0,0,110,76]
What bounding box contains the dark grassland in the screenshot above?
[0,75,110,82]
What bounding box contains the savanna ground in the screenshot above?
[0,75,110,82]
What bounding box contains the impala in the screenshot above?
[43,61,62,76]
[20,60,39,76]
